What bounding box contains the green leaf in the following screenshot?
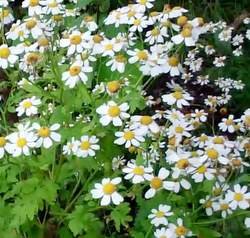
[110,203,132,232]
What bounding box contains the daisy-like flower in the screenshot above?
[225,184,250,210]
[127,49,148,64]
[81,16,98,32]
[145,27,166,45]
[145,168,170,199]
[91,177,124,206]
[172,26,197,46]
[63,137,76,155]
[129,16,149,32]
[22,0,43,16]
[161,55,183,76]
[202,146,229,165]
[60,31,91,56]
[245,217,250,229]
[130,115,160,134]
[0,44,21,69]
[199,196,215,216]
[32,123,61,148]
[114,129,145,148]
[106,54,127,73]
[122,161,153,184]
[162,89,193,108]
[169,218,192,238]
[167,121,193,142]
[101,38,123,57]
[16,96,41,117]
[212,199,232,218]
[219,115,236,133]
[23,17,44,39]
[189,162,216,183]
[62,61,92,88]
[154,227,174,238]
[0,8,14,24]
[148,204,173,227]
[96,101,130,127]
[73,135,100,158]
[41,0,64,15]
[0,136,7,158]
[213,56,226,67]
[191,109,207,122]
[5,125,36,157]
[136,0,155,12]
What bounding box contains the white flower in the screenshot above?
[63,137,76,155]
[219,115,236,133]
[41,0,64,15]
[136,0,154,12]
[169,218,192,238]
[91,177,124,206]
[81,16,98,32]
[60,31,91,56]
[189,162,216,183]
[130,115,159,134]
[199,196,215,216]
[122,161,153,184]
[167,121,193,142]
[145,168,170,199]
[127,49,148,64]
[114,129,145,148]
[129,16,149,32]
[148,204,173,227]
[213,56,226,67]
[0,8,14,24]
[162,90,193,108]
[101,38,123,57]
[246,29,250,40]
[32,123,61,148]
[172,27,196,46]
[22,0,43,16]
[96,101,130,126]
[5,125,36,157]
[16,96,41,117]
[62,61,92,88]
[145,27,166,45]
[225,184,250,210]
[212,199,232,218]
[73,135,100,158]
[154,227,174,238]
[106,54,127,73]
[23,17,44,39]
[0,44,21,69]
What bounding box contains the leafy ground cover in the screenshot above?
[0,0,250,238]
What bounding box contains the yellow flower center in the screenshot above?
[168,56,179,67]
[70,35,82,45]
[26,19,37,29]
[160,236,167,238]
[232,159,241,167]
[244,115,250,127]
[133,166,144,175]
[206,149,219,160]
[127,10,135,18]
[107,81,120,93]
[225,119,234,126]
[69,65,81,76]
[133,19,141,26]
[0,47,10,59]
[197,17,205,26]
[29,0,39,7]
[22,100,32,109]
[205,200,212,208]
[175,226,187,236]
[176,159,189,169]
[150,177,163,189]
[177,16,188,26]
[213,188,222,196]
[181,28,192,38]
[80,141,90,150]
[93,34,103,43]
[155,211,165,218]
[38,127,50,137]
[108,106,120,117]
[220,203,229,210]
[2,9,10,17]
[175,126,184,134]
[136,50,148,61]
[17,138,27,148]
[139,0,147,5]
[52,15,63,22]
[151,28,160,36]
[213,137,224,144]
[26,52,40,64]
[172,91,183,100]
[38,37,49,47]
[103,183,116,195]
[0,137,6,147]
[48,1,58,8]
[162,20,172,28]
[234,193,243,202]
[115,54,126,63]
[123,131,135,140]
[197,165,207,174]
[105,43,113,51]
[140,116,152,125]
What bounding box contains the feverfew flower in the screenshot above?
[225,184,250,210]
[96,101,130,126]
[16,96,41,117]
[0,44,21,69]
[0,136,7,158]
[73,135,100,158]
[130,115,160,134]
[32,123,61,148]
[219,115,236,133]
[91,177,124,206]
[148,204,173,227]
[169,218,192,238]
